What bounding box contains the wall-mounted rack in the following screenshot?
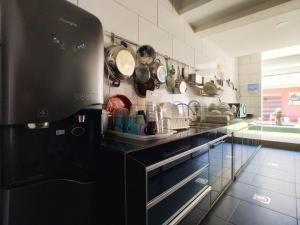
[103,30,200,72]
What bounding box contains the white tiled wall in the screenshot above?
[74,0,237,106]
[238,53,262,117]
[138,17,172,56]
[115,0,158,24]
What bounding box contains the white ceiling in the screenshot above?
[205,8,300,56]
[172,0,300,57]
[181,0,268,30]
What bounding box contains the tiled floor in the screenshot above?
[200,147,300,225]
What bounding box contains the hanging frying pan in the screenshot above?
[106,41,136,80]
[150,59,167,84]
[134,65,151,84]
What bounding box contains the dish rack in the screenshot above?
[163,117,190,130]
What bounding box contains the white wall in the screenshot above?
[68,0,237,107]
[238,54,262,117]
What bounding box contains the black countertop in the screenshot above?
[100,127,219,153]
[99,118,255,154]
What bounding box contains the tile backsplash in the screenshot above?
[69,0,238,107]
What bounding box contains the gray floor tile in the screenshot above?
[244,162,262,174]
[236,171,255,185]
[211,195,240,221]
[230,200,297,225]
[298,220,300,225]
[296,175,300,185]
[296,164,300,173]
[260,160,295,173]
[201,215,233,225]
[252,175,296,197]
[227,182,297,218]
[249,154,264,163]
[297,184,300,199]
[257,167,295,183]
[297,199,300,219]
[294,152,300,160]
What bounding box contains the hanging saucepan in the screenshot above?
[104,51,121,87]
[203,81,217,96]
[175,66,187,94]
[134,65,151,84]
[106,41,136,80]
[134,77,155,98]
[137,45,156,65]
[150,59,167,85]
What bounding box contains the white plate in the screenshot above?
[159,102,179,118]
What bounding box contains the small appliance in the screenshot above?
[229,103,247,118]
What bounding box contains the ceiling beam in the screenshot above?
[263,54,300,67]
[193,0,300,37]
[173,0,213,14]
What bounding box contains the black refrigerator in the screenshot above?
[0,0,104,224]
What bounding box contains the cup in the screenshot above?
[138,124,147,135]
[136,114,146,124]
[137,110,147,122]
[101,110,110,135]
[128,123,139,134]
[114,116,124,132]
[144,121,157,135]
[124,116,135,133]
[130,104,138,116]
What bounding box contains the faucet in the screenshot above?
[188,100,202,122]
[176,103,196,119]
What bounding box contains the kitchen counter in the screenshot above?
[100,118,255,154]
[98,118,261,225]
[100,127,223,154]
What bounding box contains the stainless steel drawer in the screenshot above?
[147,167,209,225]
[147,146,209,203]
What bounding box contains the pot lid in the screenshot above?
[179,81,187,94]
[157,66,167,83]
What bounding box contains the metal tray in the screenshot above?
[107,130,176,141]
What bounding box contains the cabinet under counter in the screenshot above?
[98,127,235,225]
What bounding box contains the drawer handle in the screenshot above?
[146,144,209,172]
[167,186,212,225]
[147,164,209,209]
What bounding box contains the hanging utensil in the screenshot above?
[150,59,167,84]
[175,66,187,94]
[203,82,217,96]
[105,41,136,80]
[188,73,196,86]
[104,57,121,87]
[134,65,151,84]
[165,58,176,93]
[134,77,155,98]
[137,45,156,65]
